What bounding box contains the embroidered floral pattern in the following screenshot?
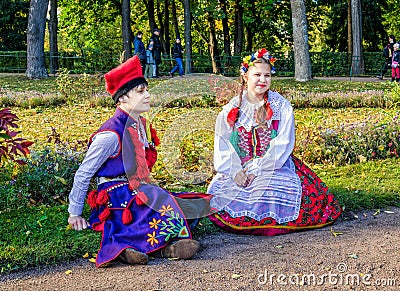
[146,204,190,247]
[159,204,173,216]
[149,218,161,229]
[147,231,159,246]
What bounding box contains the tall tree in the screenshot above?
[144,0,156,32]
[351,0,364,75]
[183,0,192,73]
[219,0,231,56]
[290,0,312,81]
[26,0,49,79]
[171,0,180,38]
[122,0,132,60]
[49,0,59,74]
[233,0,244,55]
[164,0,171,55]
[207,12,220,73]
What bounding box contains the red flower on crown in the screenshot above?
[257,48,268,58]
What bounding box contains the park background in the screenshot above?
[0,0,400,275]
[2,0,400,78]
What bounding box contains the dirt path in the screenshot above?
[1,207,399,291]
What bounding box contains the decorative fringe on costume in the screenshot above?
[99,207,111,221]
[122,207,133,224]
[135,191,148,206]
[127,126,150,190]
[96,190,109,205]
[87,190,98,208]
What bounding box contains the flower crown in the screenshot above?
[240,48,277,75]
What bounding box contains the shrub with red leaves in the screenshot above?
[0,108,34,166]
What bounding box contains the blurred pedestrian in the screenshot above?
[150,29,162,77]
[133,31,146,75]
[377,35,396,80]
[169,37,184,77]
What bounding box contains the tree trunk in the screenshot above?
[220,0,230,56]
[245,26,252,52]
[26,0,49,79]
[183,0,192,74]
[171,0,180,38]
[164,0,170,55]
[156,2,167,55]
[351,0,364,75]
[145,0,156,33]
[234,0,243,55]
[207,14,220,74]
[121,0,132,61]
[48,0,58,75]
[290,0,312,82]
[347,0,352,54]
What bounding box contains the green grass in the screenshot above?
[0,205,100,273]
[316,158,400,211]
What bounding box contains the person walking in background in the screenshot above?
[378,35,396,80]
[391,43,400,82]
[133,31,146,75]
[150,29,162,77]
[169,37,184,78]
[145,40,156,78]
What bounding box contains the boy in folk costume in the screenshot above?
[207,49,341,236]
[68,56,210,267]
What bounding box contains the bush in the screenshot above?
[296,115,400,166]
[2,142,85,209]
[0,108,33,166]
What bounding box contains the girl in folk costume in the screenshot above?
[207,49,341,236]
[391,43,400,82]
[68,56,210,267]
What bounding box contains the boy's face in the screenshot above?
[120,85,151,116]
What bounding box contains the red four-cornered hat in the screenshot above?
[104,55,148,102]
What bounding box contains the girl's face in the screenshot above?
[243,62,271,100]
[119,84,151,119]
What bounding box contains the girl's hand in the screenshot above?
[245,174,256,187]
[68,215,90,231]
[234,169,249,187]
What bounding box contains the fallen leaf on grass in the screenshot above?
[348,254,358,259]
[82,253,89,258]
[383,210,395,214]
[88,258,96,263]
[65,270,72,275]
[373,209,380,216]
[275,245,284,248]
[330,227,343,237]
[232,274,242,279]
[54,175,67,185]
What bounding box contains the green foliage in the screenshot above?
[5,142,85,208]
[0,108,33,166]
[0,1,29,51]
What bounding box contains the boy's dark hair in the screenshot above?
[136,31,143,36]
